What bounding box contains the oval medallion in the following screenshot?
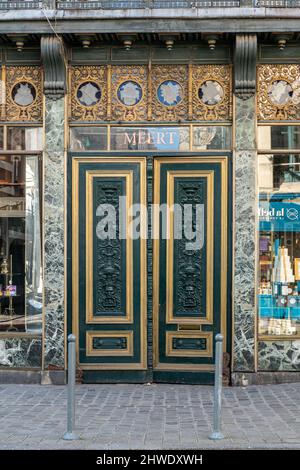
[12,82,36,107]
[198,80,224,106]
[157,80,183,107]
[117,81,143,106]
[77,81,101,107]
[268,80,293,106]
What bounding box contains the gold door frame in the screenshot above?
[72,156,147,370]
[152,156,228,371]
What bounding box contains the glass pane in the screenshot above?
[258,154,300,338]
[0,155,42,332]
[0,127,3,150]
[258,126,300,150]
[193,126,231,150]
[258,154,300,192]
[110,127,189,151]
[70,127,107,151]
[7,127,43,151]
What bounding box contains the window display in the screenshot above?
[0,126,42,332]
[258,153,300,338]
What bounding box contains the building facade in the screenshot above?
[0,1,300,384]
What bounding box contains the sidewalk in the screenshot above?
[0,382,299,449]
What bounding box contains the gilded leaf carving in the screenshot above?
[257,64,300,121]
[5,66,42,122]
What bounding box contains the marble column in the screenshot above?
[233,96,257,372]
[43,97,65,370]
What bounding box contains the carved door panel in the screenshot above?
[72,157,147,380]
[152,157,229,383]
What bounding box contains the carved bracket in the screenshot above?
[234,34,257,100]
[41,35,66,101]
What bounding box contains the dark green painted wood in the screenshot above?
[153,370,215,385]
[157,160,223,376]
[67,151,232,384]
[76,160,144,369]
[70,45,231,65]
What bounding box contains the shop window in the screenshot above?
[0,126,42,333]
[258,126,300,151]
[193,126,231,150]
[258,153,300,338]
[7,127,42,151]
[70,126,107,151]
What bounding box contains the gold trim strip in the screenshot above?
[154,363,214,372]
[166,170,214,325]
[166,331,213,358]
[86,331,133,357]
[86,170,133,324]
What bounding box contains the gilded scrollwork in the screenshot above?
[257,64,300,121]
[192,65,232,121]
[70,65,107,121]
[151,65,188,121]
[111,65,148,121]
[5,66,42,122]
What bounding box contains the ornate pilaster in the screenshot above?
[233,34,257,373]
[41,36,66,373]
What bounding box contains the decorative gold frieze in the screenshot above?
[192,65,232,121]
[68,64,233,123]
[151,65,188,121]
[5,66,42,122]
[257,64,300,121]
[111,65,148,121]
[70,65,107,121]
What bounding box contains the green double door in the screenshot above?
[71,155,229,384]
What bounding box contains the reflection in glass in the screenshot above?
[258,154,300,192]
[0,155,42,332]
[110,127,189,151]
[7,127,43,151]
[258,154,300,337]
[25,157,42,333]
[70,127,107,151]
[193,126,231,150]
[258,126,300,150]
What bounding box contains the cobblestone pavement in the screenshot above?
[0,383,299,449]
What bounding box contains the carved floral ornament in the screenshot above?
[70,64,232,122]
[2,66,43,122]
[257,64,300,121]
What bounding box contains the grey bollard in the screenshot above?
[63,334,78,441]
[209,334,224,440]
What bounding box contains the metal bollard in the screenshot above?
[209,334,224,440]
[63,334,78,441]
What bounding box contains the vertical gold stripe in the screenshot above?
[152,158,161,369]
[72,158,80,366]
[147,61,152,121]
[188,63,193,121]
[107,65,112,120]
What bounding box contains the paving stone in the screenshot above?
[0,383,299,449]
